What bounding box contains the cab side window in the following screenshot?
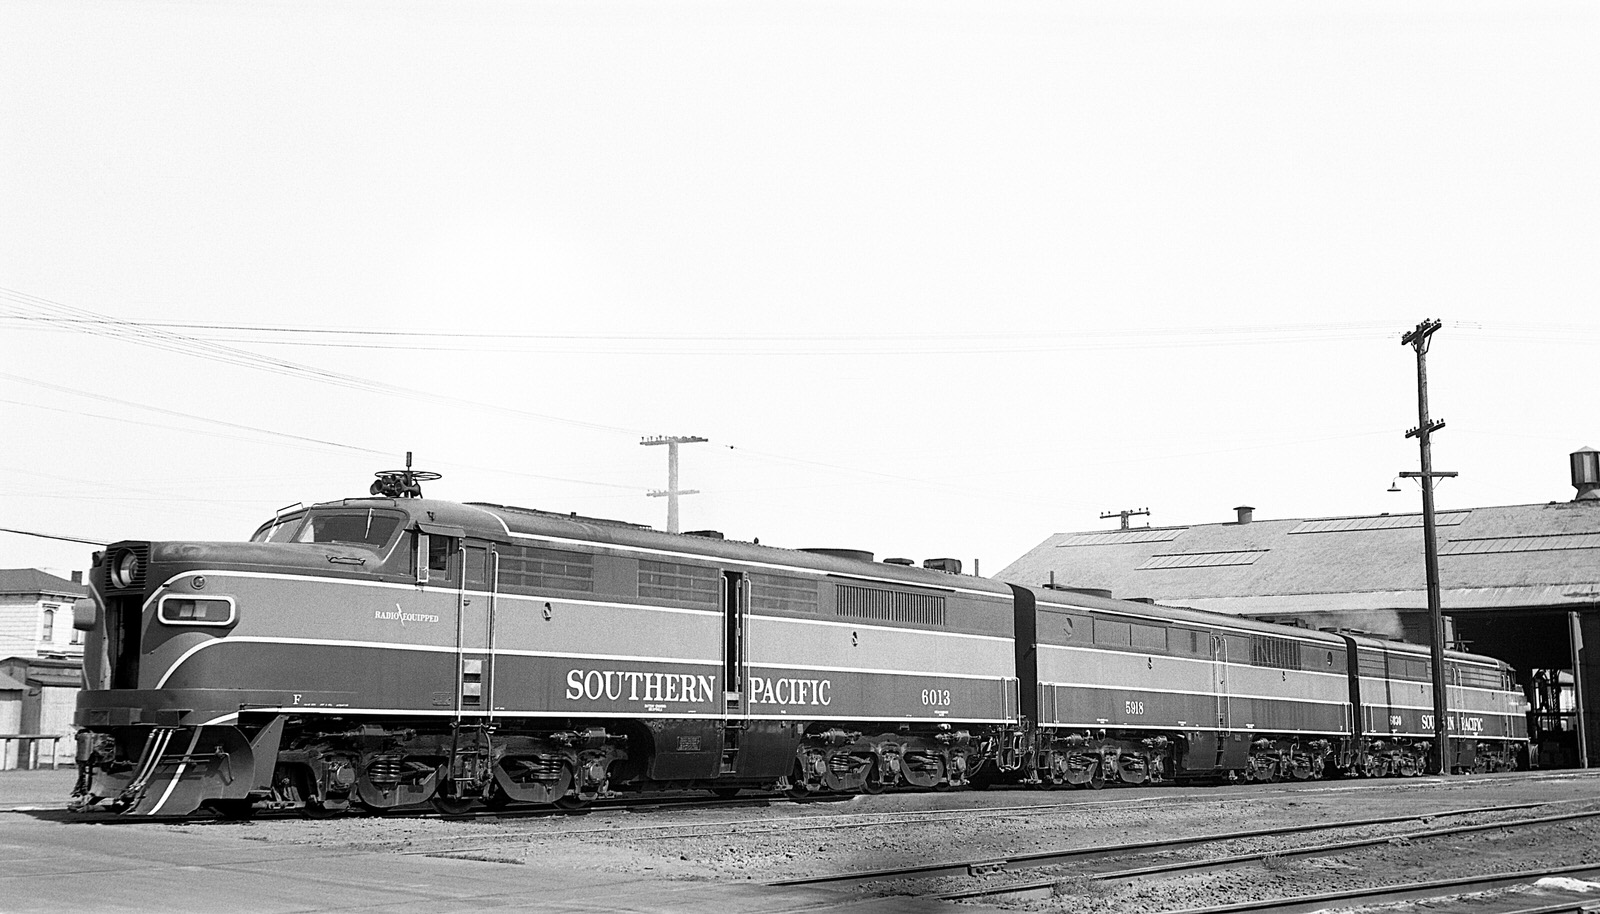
[428,535,458,583]
[429,536,450,572]
[413,532,460,585]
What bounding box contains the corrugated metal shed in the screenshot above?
[997,500,1600,614]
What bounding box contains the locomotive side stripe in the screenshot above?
[154,637,720,688]
[1034,600,1348,644]
[164,642,1005,690]
[737,714,1015,724]
[157,637,1010,689]
[149,570,725,618]
[145,570,422,610]
[1357,676,1517,699]
[748,661,1006,681]
[148,570,1011,641]
[1041,722,1353,736]
[193,707,1017,725]
[1036,642,1352,680]
[145,728,202,816]
[1037,679,1352,707]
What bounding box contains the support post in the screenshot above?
[642,435,706,534]
[1400,318,1457,776]
[1571,610,1590,769]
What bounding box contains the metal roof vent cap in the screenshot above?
[1235,505,1255,524]
[1572,448,1600,500]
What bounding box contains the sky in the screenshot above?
[1,1,1596,583]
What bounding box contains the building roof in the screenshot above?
[995,500,1600,615]
[0,672,25,692]
[0,656,82,688]
[0,568,86,599]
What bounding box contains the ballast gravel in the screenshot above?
[53,770,1600,913]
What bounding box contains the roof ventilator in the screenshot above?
[1572,447,1600,501]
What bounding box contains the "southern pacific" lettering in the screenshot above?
[750,675,831,706]
[565,669,716,703]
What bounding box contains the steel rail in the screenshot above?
[770,800,1559,889]
[1149,863,1600,914]
[941,807,1600,901]
[1494,903,1600,914]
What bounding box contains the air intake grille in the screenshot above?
[835,584,945,626]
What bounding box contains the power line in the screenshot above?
[0,311,1407,343]
[0,526,108,546]
[0,374,644,492]
[0,288,644,434]
[0,371,388,457]
[21,312,1600,352]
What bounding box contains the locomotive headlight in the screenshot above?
[111,551,141,589]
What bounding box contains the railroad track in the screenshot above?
[1158,865,1600,914]
[33,766,1600,823]
[771,800,1600,910]
[539,771,1600,842]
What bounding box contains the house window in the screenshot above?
[42,607,57,645]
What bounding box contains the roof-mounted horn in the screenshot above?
[371,451,441,499]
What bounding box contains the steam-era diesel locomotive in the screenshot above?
[70,470,1529,817]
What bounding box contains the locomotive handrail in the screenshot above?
[0,733,65,770]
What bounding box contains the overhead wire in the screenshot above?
[0,309,1408,354]
[0,527,108,546]
[0,374,644,491]
[0,288,644,434]
[9,287,1546,521]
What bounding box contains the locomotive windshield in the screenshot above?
[250,508,406,550]
[251,512,306,543]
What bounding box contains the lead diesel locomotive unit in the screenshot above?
[71,475,1528,816]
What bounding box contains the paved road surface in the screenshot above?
[0,771,958,913]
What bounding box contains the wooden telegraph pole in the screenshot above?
[641,435,706,533]
[1400,319,1458,776]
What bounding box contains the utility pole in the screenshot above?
[1100,508,1150,530]
[641,435,706,533]
[1400,318,1458,776]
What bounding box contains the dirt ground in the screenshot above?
[14,768,1600,912]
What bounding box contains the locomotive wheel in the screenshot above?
[482,784,515,810]
[430,794,476,816]
[553,794,592,812]
[430,781,477,817]
[780,762,811,799]
[860,762,887,795]
[1086,762,1105,790]
[708,787,741,799]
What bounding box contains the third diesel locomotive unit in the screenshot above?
[69,470,1528,817]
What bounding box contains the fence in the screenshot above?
[0,734,66,770]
